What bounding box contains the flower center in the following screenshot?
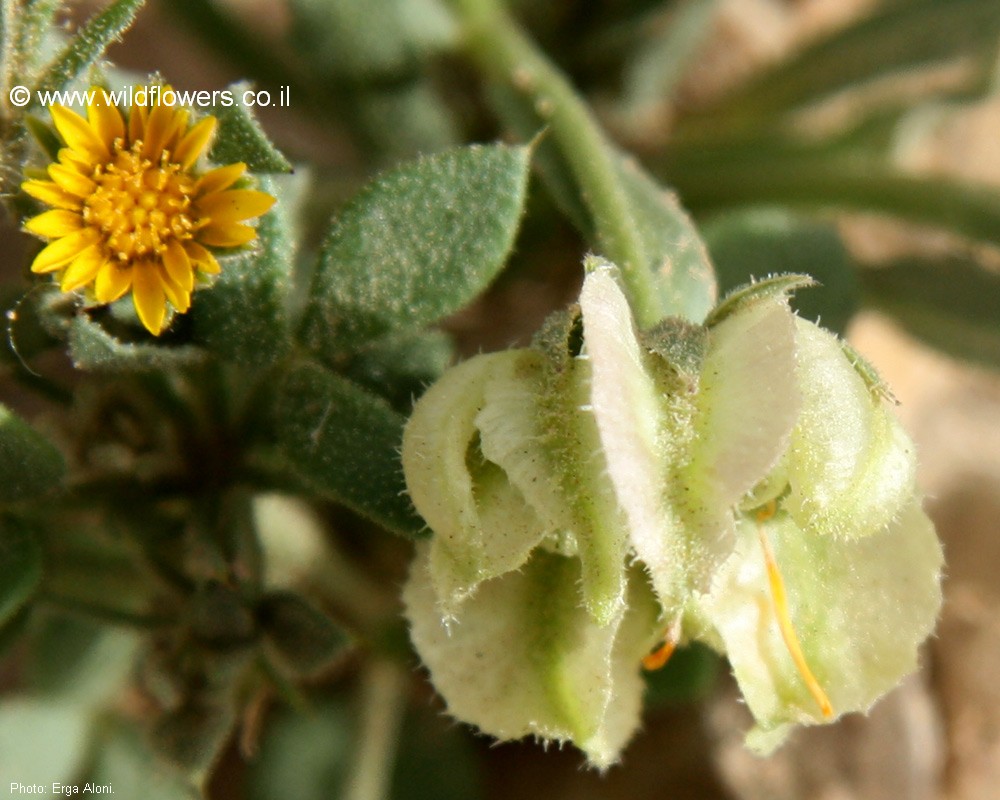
[82,140,199,262]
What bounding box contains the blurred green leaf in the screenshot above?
[192,175,295,366]
[665,155,1000,250]
[152,695,236,782]
[31,0,146,98]
[289,0,454,80]
[0,404,64,502]
[689,0,1000,127]
[208,82,293,174]
[85,718,199,800]
[29,615,138,705]
[860,255,1000,369]
[301,143,530,354]
[615,0,716,129]
[344,330,454,412]
[0,699,92,789]
[258,591,351,676]
[703,207,860,333]
[0,521,41,627]
[188,582,256,651]
[356,81,460,162]
[247,698,354,800]
[274,362,424,537]
[248,695,484,800]
[68,314,207,372]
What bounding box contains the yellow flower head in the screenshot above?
[21,85,276,335]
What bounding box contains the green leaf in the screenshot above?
[691,0,1000,126]
[192,175,295,366]
[258,592,351,676]
[208,82,293,173]
[275,362,424,537]
[0,404,64,502]
[343,330,454,412]
[355,81,460,161]
[0,521,41,627]
[860,255,1000,369]
[703,208,861,334]
[616,158,717,322]
[301,143,530,354]
[488,86,716,322]
[68,314,208,372]
[665,156,1000,250]
[289,0,454,80]
[32,0,146,98]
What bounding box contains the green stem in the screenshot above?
[343,660,407,800]
[449,0,664,327]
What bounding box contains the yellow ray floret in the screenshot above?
[21,84,276,335]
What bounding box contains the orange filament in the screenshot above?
[641,617,681,671]
[642,638,677,671]
[756,501,834,719]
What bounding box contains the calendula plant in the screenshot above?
[0,0,997,797]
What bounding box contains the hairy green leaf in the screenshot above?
[301,143,530,354]
[275,362,424,537]
[192,175,295,366]
[208,82,293,173]
[616,157,717,322]
[489,85,716,322]
[32,0,146,98]
[68,314,207,372]
[343,330,453,412]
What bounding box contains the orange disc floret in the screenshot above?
[21,85,276,335]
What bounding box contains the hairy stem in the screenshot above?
[449,0,665,327]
